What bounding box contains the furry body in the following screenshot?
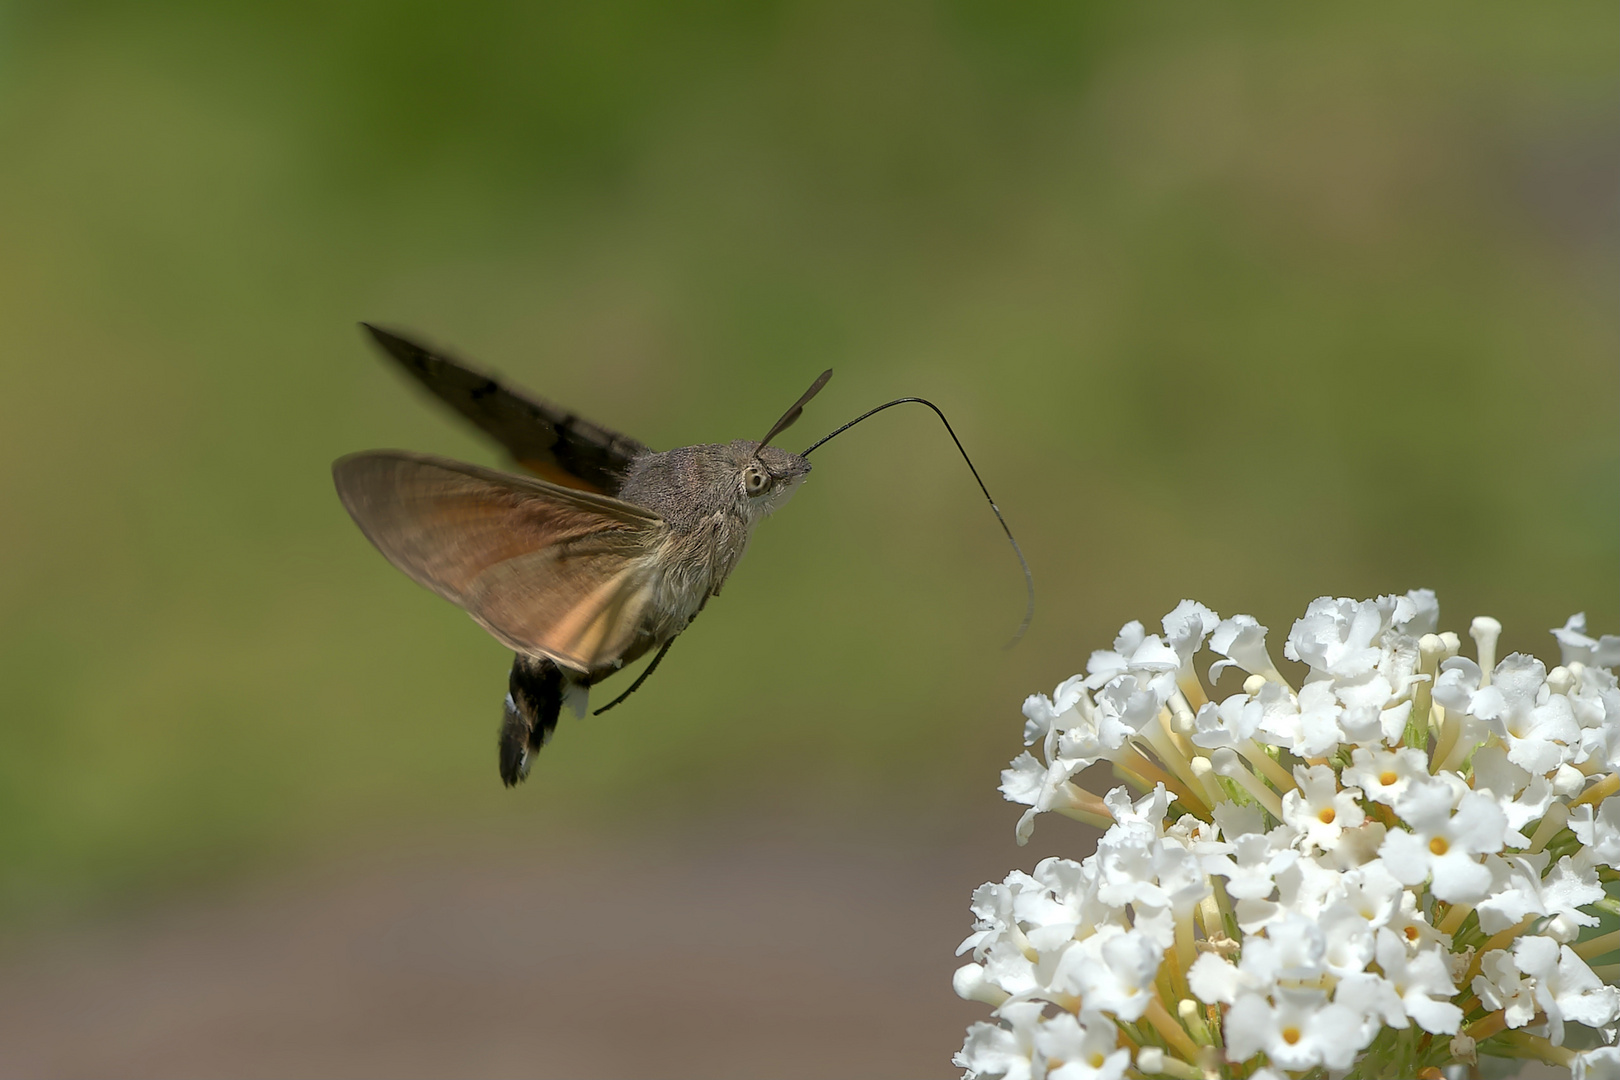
[497,440,808,783]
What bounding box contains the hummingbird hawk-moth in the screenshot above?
[334,324,1030,787]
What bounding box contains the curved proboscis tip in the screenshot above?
[802,396,1034,648]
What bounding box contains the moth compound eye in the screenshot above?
[745,467,771,495]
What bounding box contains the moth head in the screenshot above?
[733,440,811,516]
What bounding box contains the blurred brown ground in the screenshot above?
[0,815,1045,1079]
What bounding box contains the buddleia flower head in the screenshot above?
[955,592,1620,1080]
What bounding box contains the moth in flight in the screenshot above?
[334,325,1030,786]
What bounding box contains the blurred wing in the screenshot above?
[362,324,649,495]
[333,451,665,672]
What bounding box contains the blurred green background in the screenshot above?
[0,1,1614,921]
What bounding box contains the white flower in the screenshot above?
[1568,795,1620,865]
[1473,852,1550,934]
[955,1001,1043,1080]
[1449,655,1581,774]
[1001,752,1089,845]
[1202,832,1297,900]
[1092,822,1209,948]
[1000,751,1063,809]
[1163,600,1220,676]
[1190,694,1261,749]
[1469,746,1552,846]
[1258,680,1343,757]
[1566,664,1620,771]
[1371,928,1462,1034]
[1538,855,1604,939]
[1033,857,1116,942]
[1249,912,1331,984]
[1280,764,1365,853]
[1334,967,1406,1031]
[1034,1011,1130,1080]
[1225,988,1362,1071]
[1398,589,1441,635]
[1317,902,1377,979]
[1083,622,1180,694]
[1341,745,1429,808]
[959,874,1039,960]
[1379,780,1506,903]
[1187,951,1257,1005]
[1335,859,1403,927]
[981,939,1041,1000]
[1513,936,1620,1045]
[1090,675,1168,744]
[1284,595,1399,678]
[1208,614,1280,684]
[1021,676,1088,746]
[1432,658,1492,750]
[1053,929,1161,1022]
[1472,949,1538,1029]
[1385,886,1449,952]
[1552,613,1620,669]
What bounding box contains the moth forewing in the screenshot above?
[333,450,668,671]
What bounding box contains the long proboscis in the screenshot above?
[801,398,1034,648]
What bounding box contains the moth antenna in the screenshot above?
[802,398,1034,648]
[593,635,679,715]
[755,369,834,463]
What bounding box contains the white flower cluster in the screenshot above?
[955,592,1620,1080]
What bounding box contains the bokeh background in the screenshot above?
[0,3,1614,1077]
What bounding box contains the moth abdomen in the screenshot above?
[499,655,567,786]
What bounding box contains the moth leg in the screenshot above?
[499,654,564,787]
[592,635,678,716]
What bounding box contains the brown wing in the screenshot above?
[361,324,649,495]
[333,451,666,672]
